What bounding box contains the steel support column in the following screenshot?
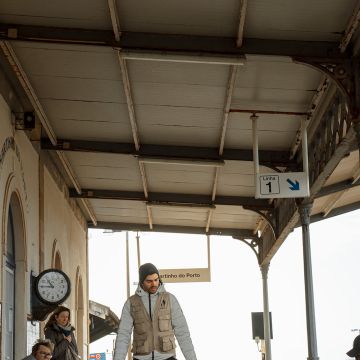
[298,203,319,360]
[260,263,272,360]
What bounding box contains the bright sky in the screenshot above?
[88,209,360,360]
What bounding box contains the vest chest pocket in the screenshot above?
[159,335,176,352]
[158,313,171,332]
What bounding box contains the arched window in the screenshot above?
[51,239,62,270]
[4,204,16,359]
[3,192,26,359]
[54,251,62,270]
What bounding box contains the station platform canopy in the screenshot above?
[89,300,119,343]
[1,0,360,265]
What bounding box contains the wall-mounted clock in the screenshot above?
[34,269,71,306]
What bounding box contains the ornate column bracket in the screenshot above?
[243,206,278,239]
[232,235,261,263]
[293,57,360,121]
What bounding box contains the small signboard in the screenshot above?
[256,172,309,199]
[159,268,211,283]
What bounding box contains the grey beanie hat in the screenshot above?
[139,263,161,285]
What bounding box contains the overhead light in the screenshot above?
[138,156,225,167]
[147,201,216,210]
[121,50,245,66]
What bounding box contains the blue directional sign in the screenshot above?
[89,353,106,360]
[257,172,309,198]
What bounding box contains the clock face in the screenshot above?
[35,269,71,305]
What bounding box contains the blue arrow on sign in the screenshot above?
[287,178,300,191]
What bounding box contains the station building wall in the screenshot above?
[0,94,89,359]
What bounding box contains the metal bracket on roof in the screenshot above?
[13,111,35,130]
[243,207,278,240]
[292,57,360,121]
[232,235,261,263]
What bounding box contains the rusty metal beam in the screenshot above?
[89,221,258,239]
[69,188,273,210]
[230,109,309,116]
[0,24,349,59]
[309,201,360,223]
[41,138,295,168]
[315,178,360,198]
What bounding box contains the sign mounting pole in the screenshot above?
[253,114,310,199]
[302,118,310,196]
[252,114,260,198]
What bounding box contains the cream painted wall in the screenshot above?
[0,91,89,358]
[43,167,89,356]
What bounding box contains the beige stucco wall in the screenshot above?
[0,92,89,358]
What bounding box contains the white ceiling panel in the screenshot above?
[245,0,357,41]
[127,61,229,86]
[136,105,223,146]
[312,197,328,216]
[151,206,208,227]
[216,162,281,196]
[229,122,300,149]
[96,214,148,224]
[217,174,254,196]
[145,163,214,195]
[324,151,359,186]
[40,100,133,141]
[29,75,126,104]
[12,42,120,79]
[229,112,302,132]
[91,200,145,216]
[211,206,258,229]
[66,152,143,191]
[236,58,321,92]
[0,0,111,29]
[132,82,226,109]
[117,0,239,36]
[332,186,360,209]
[127,62,229,146]
[90,199,148,224]
[232,87,316,110]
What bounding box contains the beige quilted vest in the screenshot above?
[129,292,176,356]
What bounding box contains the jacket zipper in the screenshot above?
[149,293,154,360]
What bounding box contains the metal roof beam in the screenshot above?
[315,178,360,198]
[41,138,295,168]
[89,221,258,238]
[69,188,273,210]
[236,0,248,47]
[0,24,348,59]
[308,201,360,224]
[340,0,360,53]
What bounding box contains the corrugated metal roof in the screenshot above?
[1,0,359,261]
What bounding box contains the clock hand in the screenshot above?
[39,285,53,288]
[47,279,54,288]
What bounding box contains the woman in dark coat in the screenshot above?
[44,306,79,360]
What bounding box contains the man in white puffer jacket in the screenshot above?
[113,263,197,360]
